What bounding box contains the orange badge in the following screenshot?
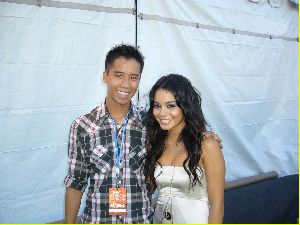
[109,187,127,215]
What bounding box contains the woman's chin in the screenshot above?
[159,125,170,131]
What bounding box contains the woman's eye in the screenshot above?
[167,104,176,108]
[153,104,160,108]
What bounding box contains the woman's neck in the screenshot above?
[165,130,181,144]
[165,122,185,144]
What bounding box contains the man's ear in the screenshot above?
[103,71,108,84]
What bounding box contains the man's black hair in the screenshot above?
[105,44,145,74]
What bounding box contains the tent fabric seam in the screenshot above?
[0,0,297,42]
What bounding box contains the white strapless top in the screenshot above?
[154,165,208,200]
[153,165,209,223]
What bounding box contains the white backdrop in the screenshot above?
[0,0,135,223]
[137,0,298,181]
[0,0,298,223]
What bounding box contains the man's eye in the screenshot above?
[115,73,122,77]
[131,76,138,80]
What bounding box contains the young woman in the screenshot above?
[145,74,225,224]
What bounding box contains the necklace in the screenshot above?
[161,141,185,166]
[162,144,185,223]
[171,147,184,166]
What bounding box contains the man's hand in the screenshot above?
[203,131,223,149]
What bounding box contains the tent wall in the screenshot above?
[137,0,298,181]
[0,0,298,223]
[0,0,136,223]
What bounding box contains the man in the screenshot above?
[64,44,151,223]
[64,44,221,223]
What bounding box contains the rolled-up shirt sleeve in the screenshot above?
[64,120,89,192]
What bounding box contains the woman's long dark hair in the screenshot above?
[145,74,209,192]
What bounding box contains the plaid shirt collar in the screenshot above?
[96,100,144,125]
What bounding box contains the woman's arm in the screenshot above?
[201,137,225,224]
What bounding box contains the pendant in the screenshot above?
[164,211,172,220]
[116,180,122,188]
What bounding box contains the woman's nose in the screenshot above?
[158,106,167,116]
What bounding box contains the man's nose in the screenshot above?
[120,76,130,88]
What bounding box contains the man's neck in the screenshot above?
[105,98,130,124]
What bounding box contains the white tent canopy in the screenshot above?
[0,0,298,223]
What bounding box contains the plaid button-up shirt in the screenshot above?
[64,102,153,223]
